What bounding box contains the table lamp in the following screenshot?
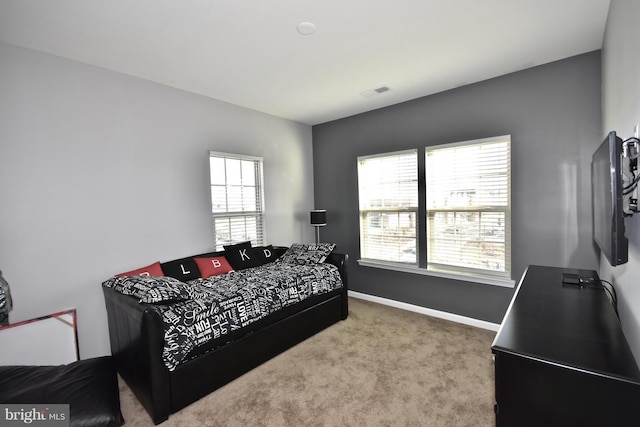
[310,210,327,244]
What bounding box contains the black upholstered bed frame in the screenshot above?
[102,252,348,424]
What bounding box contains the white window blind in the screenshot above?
[358,150,418,264]
[425,136,511,277]
[209,151,265,250]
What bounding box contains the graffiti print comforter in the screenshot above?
[151,262,343,371]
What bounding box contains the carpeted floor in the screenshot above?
[118,297,497,426]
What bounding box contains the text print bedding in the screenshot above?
[104,262,343,371]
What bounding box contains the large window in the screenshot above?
[426,136,511,278]
[357,136,511,284]
[209,151,265,250]
[358,150,418,263]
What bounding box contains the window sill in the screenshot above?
[356,259,515,288]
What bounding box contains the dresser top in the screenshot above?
[492,265,640,382]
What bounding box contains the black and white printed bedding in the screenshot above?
[104,261,343,371]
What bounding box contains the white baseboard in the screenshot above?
[348,290,501,332]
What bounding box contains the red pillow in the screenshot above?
[195,256,234,278]
[116,261,164,277]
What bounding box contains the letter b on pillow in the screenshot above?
[195,256,234,278]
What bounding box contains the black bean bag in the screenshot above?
[0,356,124,427]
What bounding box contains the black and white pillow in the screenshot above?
[276,243,335,265]
[102,276,191,304]
[161,257,201,282]
[223,241,262,270]
[253,245,278,265]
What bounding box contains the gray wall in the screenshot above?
[313,51,602,323]
[601,0,640,362]
[0,42,315,358]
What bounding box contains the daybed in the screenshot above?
[102,243,348,424]
[0,356,124,427]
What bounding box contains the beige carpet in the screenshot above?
[118,297,497,426]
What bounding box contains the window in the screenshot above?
[209,151,265,250]
[426,136,511,278]
[356,136,512,286]
[357,150,418,263]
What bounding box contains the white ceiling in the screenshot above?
[0,0,611,125]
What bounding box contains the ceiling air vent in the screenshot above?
[360,86,391,98]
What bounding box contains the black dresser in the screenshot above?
[491,265,640,426]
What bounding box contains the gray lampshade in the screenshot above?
[310,210,327,226]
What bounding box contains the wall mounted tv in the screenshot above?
[591,131,628,266]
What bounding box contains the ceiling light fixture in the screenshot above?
[296,22,316,35]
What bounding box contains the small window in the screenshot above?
[357,150,419,263]
[209,151,265,250]
[425,136,511,278]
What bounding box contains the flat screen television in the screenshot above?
[591,131,628,266]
